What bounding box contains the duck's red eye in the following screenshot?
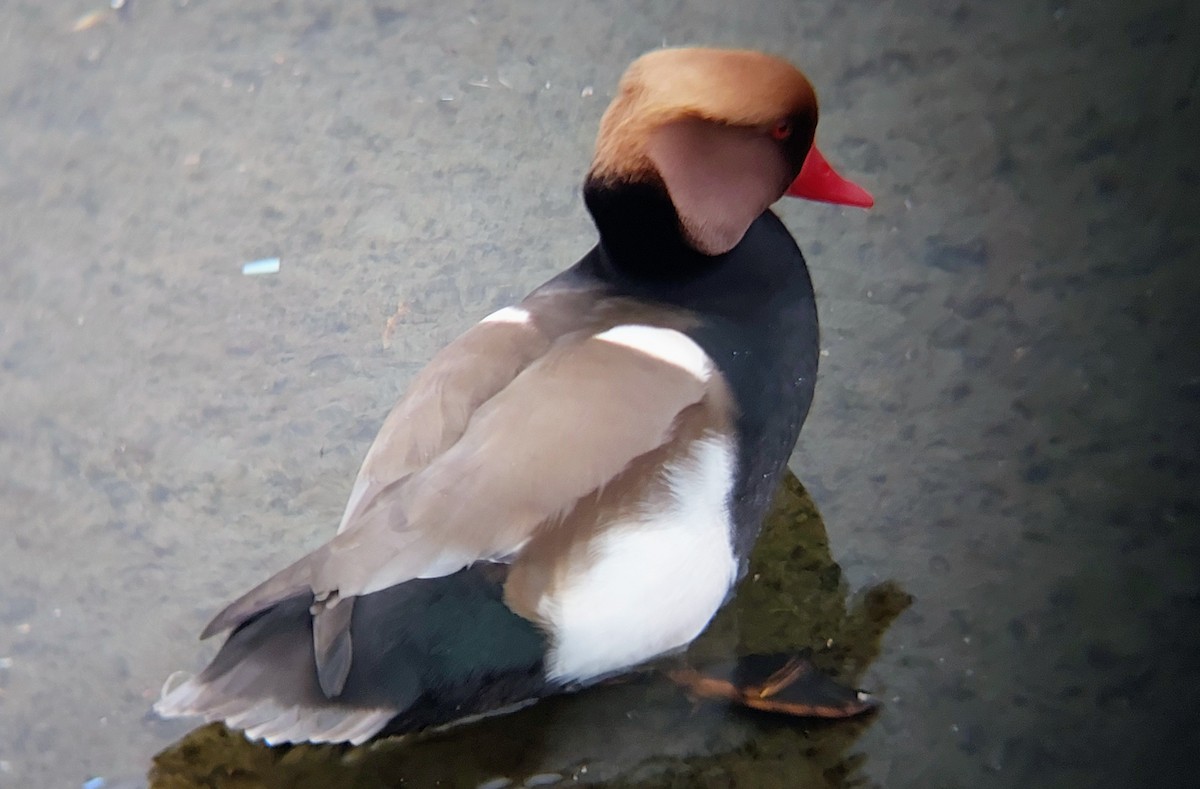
[771,121,792,141]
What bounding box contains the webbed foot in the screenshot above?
[668,652,875,718]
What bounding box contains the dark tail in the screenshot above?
[157,565,554,745]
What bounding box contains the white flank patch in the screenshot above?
[542,435,737,682]
[480,305,531,325]
[593,325,712,381]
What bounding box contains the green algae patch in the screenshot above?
[689,471,912,680]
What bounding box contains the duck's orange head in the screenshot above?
[588,48,872,255]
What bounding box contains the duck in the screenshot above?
[155,47,875,746]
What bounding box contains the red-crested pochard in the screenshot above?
[156,47,875,745]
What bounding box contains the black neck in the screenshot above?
[582,178,722,282]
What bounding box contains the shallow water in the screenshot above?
[1,0,1197,787]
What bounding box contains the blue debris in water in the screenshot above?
[82,778,106,789]
[241,257,281,276]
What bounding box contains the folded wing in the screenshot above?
[201,318,722,695]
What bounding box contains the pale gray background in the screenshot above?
[1,0,1197,786]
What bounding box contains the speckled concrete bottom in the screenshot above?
[0,0,1196,787]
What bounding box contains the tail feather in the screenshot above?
[313,596,355,697]
[158,566,555,745]
[199,551,319,640]
[159,592,402,745]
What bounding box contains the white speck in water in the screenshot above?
[544,81,551,90]
[523,773,562,787]
[963,636,971,644]
[820,349,830,357]
[71,9,110,32]
[904,198,913,209]
[892,695,901,703]
[476,778,511,789]
[439,94,455,102]
[16,623,30,635]
[581,85,593,98]
[951,724,960,733]
[53,608,61,617]
[0,657,12,669]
